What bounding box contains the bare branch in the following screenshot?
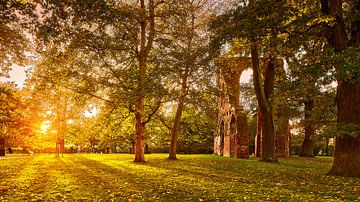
[143,100,161,124]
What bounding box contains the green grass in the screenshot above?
[1,154,359,201]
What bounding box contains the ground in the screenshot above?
[0,154,359,201]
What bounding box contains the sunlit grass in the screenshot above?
[0,154,359,201]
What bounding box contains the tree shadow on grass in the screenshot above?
[1,155,56,201]
[63,155,218,201]
[141,155,360,201]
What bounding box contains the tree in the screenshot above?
[0,0,35,77]
[210,0,291,162]
[36,0,170,162]
[0,82,23,156]
[286,52,336,157]
[24,65,90,156]
[320,0,360,177]
[158,0,217,160]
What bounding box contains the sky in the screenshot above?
[0,65,28,89]
[2,65,253,90]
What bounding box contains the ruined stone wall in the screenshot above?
[214,57,250,158]
[215,57,290,158]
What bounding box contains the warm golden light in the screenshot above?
[40,121,51,134]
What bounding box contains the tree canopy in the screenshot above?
[0,0,359,177]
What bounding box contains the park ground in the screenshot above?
[0,154,359,201]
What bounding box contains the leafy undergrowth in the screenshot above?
[0,154,359,201]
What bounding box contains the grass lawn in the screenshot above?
[0,154,359,201]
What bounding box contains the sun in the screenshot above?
[40,121,51,134]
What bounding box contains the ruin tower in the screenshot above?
[214,57,251,158]
[214,57,290,158]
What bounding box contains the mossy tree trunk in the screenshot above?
[251,42,277,162]
[300,99,315,157]
[321,0,360,177]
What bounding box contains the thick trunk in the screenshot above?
[321,0,360,177]
[134,56,146,162]
[168,97,185,160]
[261,106,277,162]
[261,57,277,162]
[328,81,360,177]
[301,138,315,157]
[134,111,145,162]
[133,0,155,163]
[251,42,277,162]
[300,99,315,157]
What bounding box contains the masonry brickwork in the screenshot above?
[215,57,290,158]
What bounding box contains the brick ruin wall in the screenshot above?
[214,57,290,158]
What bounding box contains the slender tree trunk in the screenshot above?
[251,42,277,162]
[325,137,329,156]
[300,99,315,157]
[255,110,262,157]
[169,70,188,160]
[133,0,155,162]
[0,137,5,156]
[134,58,146,162]
[321,0,360,177]
[168,97,185,160]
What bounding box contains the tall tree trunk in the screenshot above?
[168,94,186,160]
[328,82,360,177]
[261,105,277,162]
[255,110,262,157]
[300,99,315,157]
[134,58,146,162]
[251,42,277,162]
[169,6,198,159]
[134,112,145,162]
[0,137,5,156]
[321,0,360,177]
[275,64,290,157]
[325,137,329,156]
[133,0,155,162]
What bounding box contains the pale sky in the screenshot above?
[240,69,252,84]
[1,65,253,89]
[0,65,28,89]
